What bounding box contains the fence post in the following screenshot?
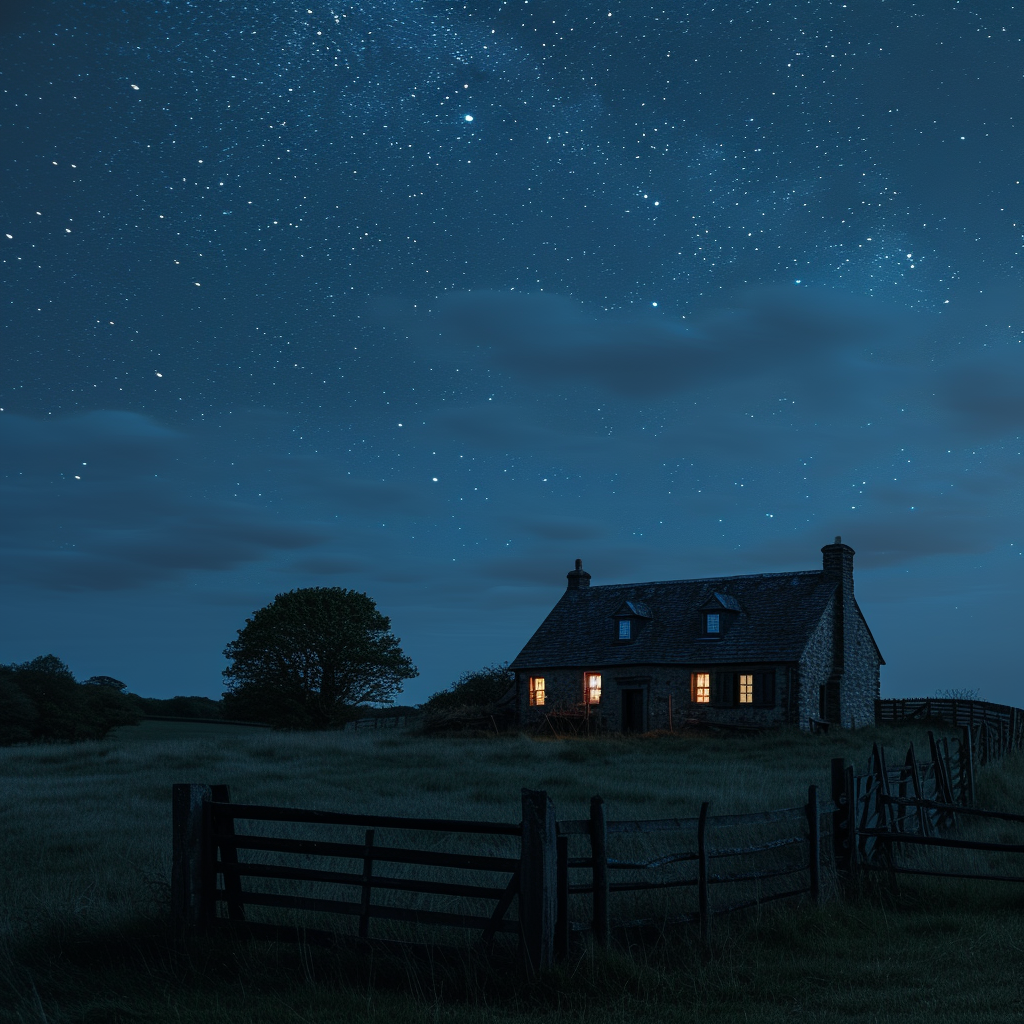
[590,795,609,949]
[959,724,975,805]
[520,789,557,974]
[697,801,710,944]
[846,765,860,882]
[906,744,930,837]
[358,828,375,939]
[210,784,245,922]
[807,785,820,907]
[555,834,570,961]
[830,758,849,872]
[171,783,213,934]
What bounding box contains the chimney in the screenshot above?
[566,558,591,590]
[822,536,855,676]
[821,535,855,593]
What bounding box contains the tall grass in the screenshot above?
[1,723,1022,1022]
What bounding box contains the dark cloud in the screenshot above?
[432,286,917,402]
[935,351,1024,437]
[0,413,323,590]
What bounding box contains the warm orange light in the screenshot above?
[739,674,753,704]
[586,672,602,704]
[692,672,710,703]
[529,677,546,707]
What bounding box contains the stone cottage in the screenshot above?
[509,538,882,732]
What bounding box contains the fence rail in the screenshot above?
[876,699,1023,765]
[173,784,821,970]
[832,727,1024,889]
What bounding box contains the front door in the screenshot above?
[621,689,644,734]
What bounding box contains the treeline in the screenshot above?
[0,655,225,746]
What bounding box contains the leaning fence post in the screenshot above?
[807,785,820,907]
[172,783,213,934]
[846,765,860,883]
[830,758,849,872]
[697,801,711,943]
[520,789,557,974]
[589,795,610,949]
[959,724,975,805]
[555,834,570,961]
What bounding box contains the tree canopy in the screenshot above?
[221,587,418,729]
[422,663,515,714]
[0,655,142,745]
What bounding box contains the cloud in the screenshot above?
[432,286,916,401]
[935,349,1024,437]
[0,412,323,590]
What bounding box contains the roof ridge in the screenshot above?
[581,569,825,590]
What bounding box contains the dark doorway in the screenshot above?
[621,689,644,734]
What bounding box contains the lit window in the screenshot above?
[618,619,631,640]
[692,672,710,703]
[706,613,720,634]
[586,672,602,704]
[739,674,753,704]
[529,677,545,707]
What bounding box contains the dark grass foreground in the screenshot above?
[2,726,1024,1022]
[4,886,1024,1023]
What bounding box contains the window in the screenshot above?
[618,619,631,640]
[739,674,753,704]
[529,677,545,707]
[692,672,710,703]
[586,672,602,704]
[705,612,720,634]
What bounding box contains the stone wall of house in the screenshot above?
[842,604,881,728]
[516,664,792,731]
[796,594,835,727]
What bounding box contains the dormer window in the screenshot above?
[613,599,651,642]
[700,593,740,637]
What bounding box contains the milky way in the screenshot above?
[2,2,1022,702]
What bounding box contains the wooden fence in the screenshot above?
[832,730,1024,887]
[557,789,821,945]
[876,698,1023,765]
[172,784,820,970]
[342,715,415,732]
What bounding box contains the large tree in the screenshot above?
[222,587,418,729]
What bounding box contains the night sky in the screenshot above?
[2,2,1022,706]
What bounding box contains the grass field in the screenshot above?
[1,722,1023,1022]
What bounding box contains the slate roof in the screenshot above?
[510,571,840,670]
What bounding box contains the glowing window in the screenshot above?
[586,673,602,704]
[529,677,545,707]
[692,672,710,703]
[739,674,753,704]
[706,612,720,634]
[618,619,631,640]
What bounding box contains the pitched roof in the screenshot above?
[510,570,839,670]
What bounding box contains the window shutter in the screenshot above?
[713,672,735,705]
[754,671,776,707]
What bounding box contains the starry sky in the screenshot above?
[2,1,1022,705]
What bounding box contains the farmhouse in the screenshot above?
[510,537,882,732]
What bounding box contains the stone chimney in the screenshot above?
[821,535,855,594]
[821,536,855,676]
[566,558,591,590]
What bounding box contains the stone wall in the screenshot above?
[842,602,881,727]
[516,664,792,731]
[796,594,835,727]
